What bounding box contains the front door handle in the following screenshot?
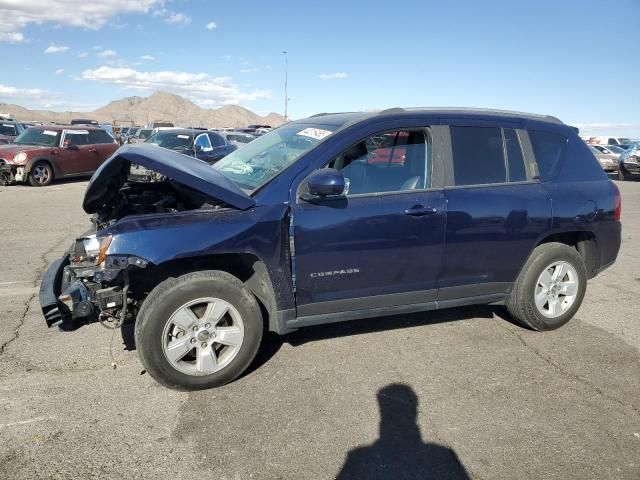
[404,205,438,216]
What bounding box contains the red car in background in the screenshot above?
[366,131,408,165]
[0,125,118,186]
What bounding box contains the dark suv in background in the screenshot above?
[145,128,237,163]
[0,120,25,145]
[0,125,118,186]
[40,108,621,390]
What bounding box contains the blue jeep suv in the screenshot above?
[39,108,622,390]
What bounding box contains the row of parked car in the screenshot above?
[0,119,264,186]
[1,113,638,187]
[584,140,640,181]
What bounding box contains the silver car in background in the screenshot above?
[217,131,256,147]
[588,145,618,172]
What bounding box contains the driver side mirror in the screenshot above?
[301,168,346,201]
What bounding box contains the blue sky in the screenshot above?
[1,0,639,135]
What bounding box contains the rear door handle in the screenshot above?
[404,205,438,216]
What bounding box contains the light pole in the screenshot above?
[282,50,288,120]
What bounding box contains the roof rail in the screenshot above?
[378,108,405,114]
[379,107,562,124]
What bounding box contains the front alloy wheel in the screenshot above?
[28,162,53,186]
[162,297,245,376]
[135,270,263,390]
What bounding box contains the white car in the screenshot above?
[591,144,625,158]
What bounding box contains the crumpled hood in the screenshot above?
[82,143,255,214]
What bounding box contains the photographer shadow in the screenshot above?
[337,383,470,480]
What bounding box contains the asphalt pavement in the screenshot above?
[0,178,638,480]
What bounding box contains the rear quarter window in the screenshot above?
[528,130,568,180]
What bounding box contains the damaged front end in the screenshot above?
[39,233,148,330]
[0,162,26,186]
[39,144,255,330]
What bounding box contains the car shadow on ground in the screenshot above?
[119,304,518,379]
[242,305,500,379]
[336,383,470,479]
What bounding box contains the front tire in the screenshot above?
[135,270,263,390]
[28,161,53,186]
[506,242,587,331]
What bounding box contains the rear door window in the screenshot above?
[450,126,506,186]
[65,131,90,146]
[529,130,567,180]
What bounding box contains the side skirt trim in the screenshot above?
[277,292,508,334]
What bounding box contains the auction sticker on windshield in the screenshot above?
[177,135,190,139]
[43,130,58,136]
[297,128,332,140]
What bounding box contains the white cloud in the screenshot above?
[45,44,69,54]
[164,12,191,25]
[98,49,117,57]
[206,21,217,30]
[0,0,162,42]
[55,68,64,75]
[319,72,348,80]
[0,83,99,111]
[0,84,50,100]
[78,51,88,58]
[0,31,24,43]
[81,66,271,106]
[140,54,155,61]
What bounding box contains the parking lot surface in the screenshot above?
[0,179,638,480]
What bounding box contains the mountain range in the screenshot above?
[0,91,286,128]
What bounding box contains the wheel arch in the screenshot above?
[130,252,279,332]
[26,157,58,178]
[529,230,599,279]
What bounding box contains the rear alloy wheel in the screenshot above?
[533,261,579,319]
[506,242,587,331]
[28,162,53,186]
[135,270,263,390]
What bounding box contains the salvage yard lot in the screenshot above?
[0,179,639,480]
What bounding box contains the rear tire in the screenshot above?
[135,270,263,391]
[506,242,587,331]
[28,161,53,186]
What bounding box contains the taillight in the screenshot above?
[612,182,621,221]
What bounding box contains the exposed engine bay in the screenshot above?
[91,165,224,229]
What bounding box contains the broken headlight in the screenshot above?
[74,234,112,265]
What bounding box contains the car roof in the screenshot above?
[294,107,565,129]
[152,128,207,135]
[31,125,104,131]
